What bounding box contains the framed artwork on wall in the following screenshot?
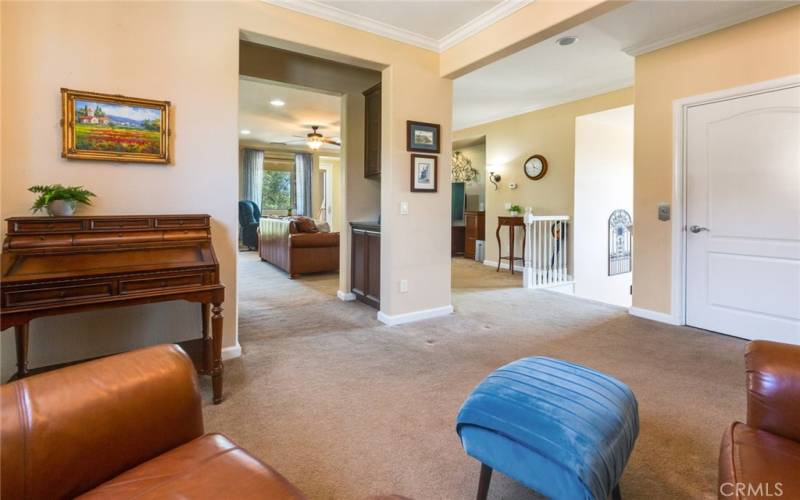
[406,120,440,153]
[411,154,438,192]
[61,88,171,164]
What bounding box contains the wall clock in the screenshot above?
[523,154,548,180]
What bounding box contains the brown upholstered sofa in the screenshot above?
[718,340,800,499]
[1,344,306,500]
[259,216,339,278]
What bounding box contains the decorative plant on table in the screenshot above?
[509,204,522,216]
[29,184,96,216]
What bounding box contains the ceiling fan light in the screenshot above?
[307,138,323,150]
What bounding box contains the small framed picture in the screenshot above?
[407,120,440,153]
[410,154,438,193]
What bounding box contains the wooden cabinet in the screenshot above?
[351,222,380,309]
[451,226,465,257]
[464,211,485,259]
[363,83,381,178]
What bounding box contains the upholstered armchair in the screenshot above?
[718,340,800,499]
[238,200,261,250]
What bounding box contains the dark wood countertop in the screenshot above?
[350,222,381,232]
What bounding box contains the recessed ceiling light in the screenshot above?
[270,99,285,107]
[556,36,579,46]
[240,129,251,135]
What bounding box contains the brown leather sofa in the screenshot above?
[259,216,339,278]
[1,344,306,500]
[718,340,800,500]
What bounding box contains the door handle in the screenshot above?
[689,225,709,233]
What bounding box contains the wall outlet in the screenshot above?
[399,279,408,293]
[400,201,408,215]
[658,203,670,221]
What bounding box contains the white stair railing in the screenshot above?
[523,209,571,289]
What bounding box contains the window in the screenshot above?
[262,169,293,211]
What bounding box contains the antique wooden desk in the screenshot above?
[0,214,226,403]
[496,216,526,275]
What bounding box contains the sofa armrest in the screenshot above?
[746,340,800,442]
[1,344,204,499]
[289,231,340,249]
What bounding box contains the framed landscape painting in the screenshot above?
[61,88,171,163]
[406,120,440,153]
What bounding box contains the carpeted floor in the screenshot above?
[201,253,746,500]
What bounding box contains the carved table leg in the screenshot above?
[509,225,516,275]
[495,223,502,272]
[15,323,29,379]
[201,303,211,374]
[211,302,224,404]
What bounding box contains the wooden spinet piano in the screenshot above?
[1,214,225,403]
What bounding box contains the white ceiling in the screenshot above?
[314,0,500,39]
[453,0,795,130]
[239,78,341,150]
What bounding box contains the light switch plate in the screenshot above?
[400,201,408,215]
[399,279,408,293]
[658,203,670,221]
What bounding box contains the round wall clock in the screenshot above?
[523,154,548,180]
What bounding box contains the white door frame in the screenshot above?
[670,74,800,326]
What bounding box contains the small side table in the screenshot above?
[496,216,526,275]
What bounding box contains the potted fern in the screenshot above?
[509,204,522,216]
[29,184,96,216]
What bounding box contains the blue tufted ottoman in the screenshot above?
[456,357,639,500]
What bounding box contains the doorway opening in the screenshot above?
[573,105,634,307]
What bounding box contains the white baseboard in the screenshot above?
[483,260,524,272]
[628,307,682,325]
[377,304,454,326]
[337,290,356,301]
[222,343,242,360]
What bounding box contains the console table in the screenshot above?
[496,216,526,275]
[0,214,226,404]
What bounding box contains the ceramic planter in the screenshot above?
[47,199,77,216]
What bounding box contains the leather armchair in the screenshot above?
[718,340,800,499]
[1,345,306,500]
[239,200,261,250]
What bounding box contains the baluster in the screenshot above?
[564,221,569,281]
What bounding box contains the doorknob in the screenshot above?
[689,225,709,233]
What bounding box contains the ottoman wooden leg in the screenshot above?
[612,484,622,500]
[476,463,492,500]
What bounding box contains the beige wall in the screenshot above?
[632,6,800,314]
[453,88,633,266]
[0,1,453,376]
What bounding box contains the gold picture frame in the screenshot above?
[61,88,171,164]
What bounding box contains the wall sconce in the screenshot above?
[489,171,501,190]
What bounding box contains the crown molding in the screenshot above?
[261,0,535,53]
[623,2,794,56]
[438,0,534,51]
[262,0,439,52]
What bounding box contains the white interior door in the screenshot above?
[685,84,800,343]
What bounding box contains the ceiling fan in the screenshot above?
[280,125,340,150]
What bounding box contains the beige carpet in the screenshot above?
[201,253,746,500]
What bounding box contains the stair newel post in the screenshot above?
[523,207,534,289]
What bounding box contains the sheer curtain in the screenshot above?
[294,152,313,216]
[240,148,264,205]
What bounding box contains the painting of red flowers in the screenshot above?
[61,89,171,164]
